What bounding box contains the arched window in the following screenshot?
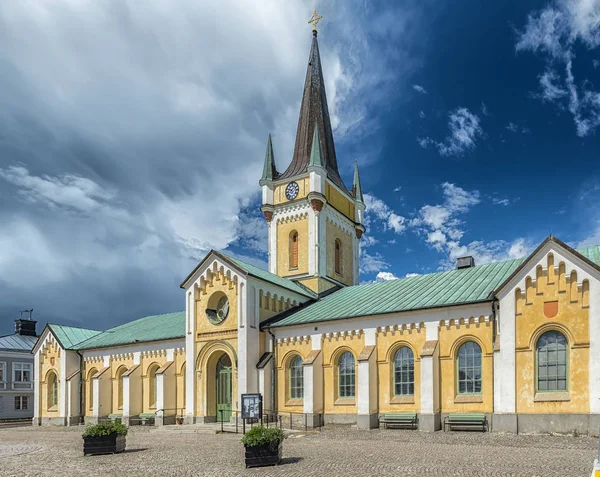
[289,355,304,399]
[289,231,298,269]
[457,342,482,394]
[338,352,355,398]
[116,367,127,409]
[47,371,58,409]
[335,239,342,275]
[394,347,414,396]
[87,368,97,411]
[148,364,160,408]
[537,330,567,392]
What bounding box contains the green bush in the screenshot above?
[241,426,284,450]
[82,421,128,438]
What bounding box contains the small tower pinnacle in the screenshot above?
[308,121,324,168]
[260,134,277,184]
[353,161,364,203]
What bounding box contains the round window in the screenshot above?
[206,294,229,324]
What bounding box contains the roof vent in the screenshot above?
[456,256,475,270]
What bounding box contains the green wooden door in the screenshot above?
[216,354,232,422]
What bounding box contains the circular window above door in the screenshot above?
[206,293,229,325]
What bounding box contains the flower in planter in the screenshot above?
[82,421,128,438]
[240,426,284,451]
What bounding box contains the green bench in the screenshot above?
[444,413,486,432]
[130,413,156,426]
[379,413,418,429]
[108,414,123,423]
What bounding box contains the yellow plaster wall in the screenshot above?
[296,276,338,295]
[273,177,310,205]
[515,254,590,414]
[83,360,102,416]
[195,269,239,336]
[141,354,169,413]
[259,291,295,322]
[276,216,309,277]
[39,341,61,418]
[322,334,364,415]
[110,358,134,414]
[325,182,355,221]
[326,221,354,286]
[276,339,312,412]
[439,318,494,414]
[376,326,426,413]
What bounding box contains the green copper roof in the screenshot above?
[265,259,524,328]
[577,245,600,264]
[260,134,277,182]
[73,312,185,350]
[266,242,600,328]
[48,324,102,349]
[308,121,324,168]
[225,253,317,299]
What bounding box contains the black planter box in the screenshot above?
[83,434,126,456]
[244,442,282,468]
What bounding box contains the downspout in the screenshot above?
[267,328,277,413]
[76,351,84,425]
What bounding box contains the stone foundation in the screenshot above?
[356,413,378,429]
[418,413,441,432]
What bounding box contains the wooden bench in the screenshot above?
[130,413,155,426]
[444,413,486,432]
[379,413,418,429]
[108,414,123,423]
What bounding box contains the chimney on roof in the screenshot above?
[15,309,37,337]
[456,256,475,269]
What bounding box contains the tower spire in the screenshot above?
[260,134,277,183]
[308,121,324,168]
[353,161,363,203]
[278,19,347,192]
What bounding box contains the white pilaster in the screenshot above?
[59,349,67,418]
[185,284,196,417]
[33,350,40,421]
[268,220,277,274]
[495,291,516,413]
[589,278,600,412]
[308,207,317,275]
[92,378,100,417]
[123,375,131,417]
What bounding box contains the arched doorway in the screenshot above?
[216,354,232,422]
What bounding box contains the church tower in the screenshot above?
[260,17,365,294]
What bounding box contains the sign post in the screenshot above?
[241,393,262,434]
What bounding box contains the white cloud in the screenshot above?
[419,108,483,157]
[517,0,600,136]
[413,84,428,94]
[364,194,407,234]
[405,272,421,278]
[506,122,519,132]
[375,271,398,281]
[360,249,390,274]
[437,108,483,156]
[481,102,489,116]
[394,186,402,192]
[408,182,527,268]
[493,198,511,206]
[419,110,426,119]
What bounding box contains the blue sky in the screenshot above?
[1,0,599,335]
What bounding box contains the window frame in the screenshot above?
[148,364,160,409]
[393,347,415,397]
[334,239,342,276]
[14,395,29,411]
[47,371,58,410]
[456,341,482,395]
[535,330,568,393]
[289,230,299,270]
[337,352,356,399]
[0,362,6,389]
[288,355,304,400]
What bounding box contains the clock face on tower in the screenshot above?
[285,181,300,200]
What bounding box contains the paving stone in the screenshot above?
[0,425,596,476]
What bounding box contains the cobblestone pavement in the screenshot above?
[0,425,597,477]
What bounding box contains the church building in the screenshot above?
[32,23,600,435]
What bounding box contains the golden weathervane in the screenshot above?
[308,9,323,32]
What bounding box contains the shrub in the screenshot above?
[241,426,284,450]
[82,421,128,438]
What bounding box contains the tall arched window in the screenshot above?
[148,364,160,408]
[87,368,98,411]
[335,239,342,275]
[457,341,482,394]
[537,330,567,392]
[47,371,58,409]
[338,352,355,398]
[116,367,127,409]
[394,347,414,396]
[289,231,298,269]
[289,355,304,399]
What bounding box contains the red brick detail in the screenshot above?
[263,211,273,222]
[544,301,559,318]
[355,228,363,239]
[311,199,324,212]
